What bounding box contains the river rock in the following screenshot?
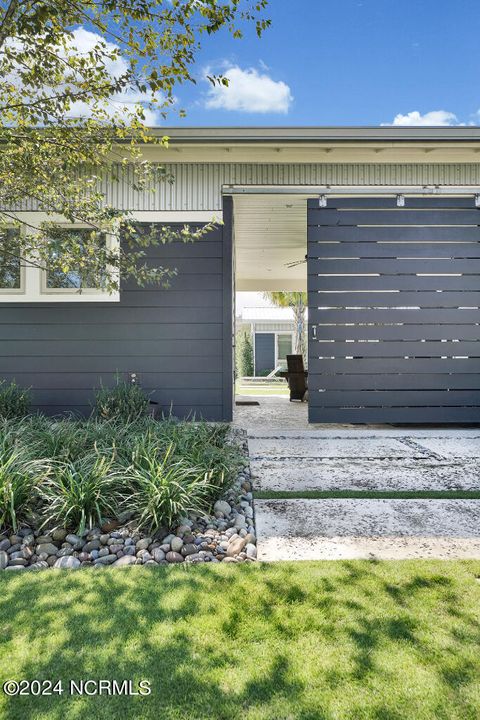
[135,537,151,551]
[36,543,59,556]
[54,556,81,569]
[83,540,100,553]
[65,534,84,550]
[214,500,231,516]
[227,537,248,557]
[112,555,137,567]
[152,548,165,562]
[52,528,67,542]
[170,536,183,553]
[166,551,184,563]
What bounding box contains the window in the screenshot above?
[44,228,109,292]
[0,223,119,303]
[0,227,23,292]
[277,333,293,367]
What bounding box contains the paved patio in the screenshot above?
[236,397,480,561]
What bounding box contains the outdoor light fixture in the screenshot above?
[318,194,327,207]
[396,194,406,207]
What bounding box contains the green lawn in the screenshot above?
[235,380,289,396]
[1,561,480,720]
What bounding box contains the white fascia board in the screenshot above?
[224,184,480,196]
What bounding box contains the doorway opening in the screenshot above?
[231,194,308,429]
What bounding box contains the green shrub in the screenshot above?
[0,449,44,531]
[126,444,214,532]
[93,377,150,423]
[236,330,254,377]
[0,415,243,534]
[0,380,30,419]
[38,453,124,534]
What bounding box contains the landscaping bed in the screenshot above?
[0,415,256,570]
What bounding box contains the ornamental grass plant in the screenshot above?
[0,412,242,534]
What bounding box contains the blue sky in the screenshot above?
[170,0,480,127]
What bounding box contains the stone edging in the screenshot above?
[0,428,256,571]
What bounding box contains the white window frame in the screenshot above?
[276,332,294,366]
[0,224,26,295]
[40,223,119,299]
[253,330,294,375]
[0,215,120,303]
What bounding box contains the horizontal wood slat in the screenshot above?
[316,374,480,391]
[308,226,480,242]
[309,358,480,374]
[309,209,480,225]
[309,308,480,324]
[310,340,480,357]
[309,291,480,307]
[308,197,480,422]
[310,390,480,408]
[308,275,480,291]
[308,241,480,259]
[314,324,480,341]
[308,258,480,273]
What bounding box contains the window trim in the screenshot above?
[40,223,118,297]
[253,330,294,375]
[276,332,294,365]
[0,225,25,295]
[0,221,120,303]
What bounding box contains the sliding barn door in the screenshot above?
[307,196,480,423]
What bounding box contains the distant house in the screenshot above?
[236,306,297,376]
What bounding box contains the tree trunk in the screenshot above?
[292,298,306,359]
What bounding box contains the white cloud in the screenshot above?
[385,110,460,126]
[64,28,164,124]
[204,65,292,114]
[3,27,163,124]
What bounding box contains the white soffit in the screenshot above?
[234,195,307,292]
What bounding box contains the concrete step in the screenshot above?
[249,436,420,459]
[255,498,480,561]
[251,457,480,492]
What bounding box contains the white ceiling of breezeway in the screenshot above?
[234,195,308,291]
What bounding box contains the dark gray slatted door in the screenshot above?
[307,197,480,423]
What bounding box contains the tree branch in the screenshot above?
[0,0,18,52]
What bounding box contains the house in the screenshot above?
[236,305,296,376]
[2,126,480,423]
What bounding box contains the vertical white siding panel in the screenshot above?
[6,163,480,212]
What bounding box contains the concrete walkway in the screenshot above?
[247,424,480,561]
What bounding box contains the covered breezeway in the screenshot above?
[227,186,480,426]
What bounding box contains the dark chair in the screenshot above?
[285,354,308,402]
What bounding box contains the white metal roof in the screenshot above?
[239,306,295,322]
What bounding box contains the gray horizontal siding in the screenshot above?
[9,162,480,212]
[0,226,229,420]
